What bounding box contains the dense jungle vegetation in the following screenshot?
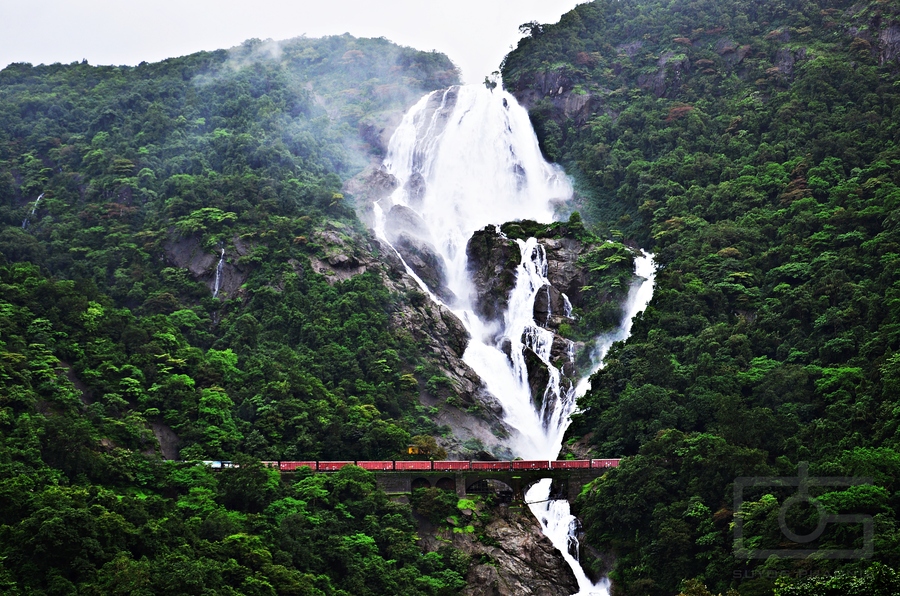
[0,35,470,593]
[502,0,900,594]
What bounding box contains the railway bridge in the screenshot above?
[261,459,621,505]
[373,467,607,504]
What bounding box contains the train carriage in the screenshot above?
[394,461,433,471]
[511,460,549,470]
[550,460,591,469]
[356,461,395,471]
[317,461,354,472]
[279,461,318,472]
[433,461,470,471]
[591,459,621,468]
[470,461,511,471]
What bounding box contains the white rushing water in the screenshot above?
[212,248,225,298]
[378,84,573,457]
[21,192,44,229]
[375,84,655,594]
[527,252,655,596]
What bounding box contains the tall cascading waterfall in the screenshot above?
[373,84,654,595]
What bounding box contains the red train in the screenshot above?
[253,459,621,473]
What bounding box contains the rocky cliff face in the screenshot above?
[370,234,514,458]
[383,205,456,304]
[418,504,579,596]
[465,220,632,406]
[163,233,250,300]
[466,226,519,323]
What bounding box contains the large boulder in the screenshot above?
[466,226,519,322]
[542,237,589,309]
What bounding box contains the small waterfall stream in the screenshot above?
[374,84,655,594]
[21,193,44,229]
[212,249,225,298]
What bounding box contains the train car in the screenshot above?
[511,460,549,470]
[550,460,591,469]
[591,459,621,469]
[394,461,433,471]
[356,461,395,471]
[471,461,512,471]
[260,461,280,468]
[317,461,354,472]
[433,461,470,471]
[280,461,317,472]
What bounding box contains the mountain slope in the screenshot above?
[502,0,900,593]
[0,35,479,594]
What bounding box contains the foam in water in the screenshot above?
[375,84,655,595]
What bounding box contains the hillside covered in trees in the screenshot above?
[6,0,900,594]
[501,0,900,594]
[0,35,476,594]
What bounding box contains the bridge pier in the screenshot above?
[455,473,466,498]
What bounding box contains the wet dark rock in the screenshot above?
[467,226,519,322]
[385,205,455,303]
[406,172,426,206]
[523,346,550,408]
[163,235,247,298]
[419,506,579,596]
[532,283,566,329]
[542,237,589,309]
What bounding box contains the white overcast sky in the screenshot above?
[0,1,586,84]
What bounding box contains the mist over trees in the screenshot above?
[0,34,470,594]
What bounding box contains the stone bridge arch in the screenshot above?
[435,477,456,491]
[411,477,431,490]
[466,478,514,503]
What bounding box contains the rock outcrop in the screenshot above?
[384,205,455,304]
[419,505,579,596]
[365,235,514,458]
[342,166,399,229]
[509,70,599,125]
[163,234,249,299]
[467,224,598,331]
[466,226,519,322]
[465,220,636,411]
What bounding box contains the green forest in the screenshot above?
[501,0,900,594]
[3,0,900,594]
[0,35,470,594]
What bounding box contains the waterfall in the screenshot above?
[212,249,225,298]
[527,254,655,596]
[375,84,655,594]
[21,193,44,229]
